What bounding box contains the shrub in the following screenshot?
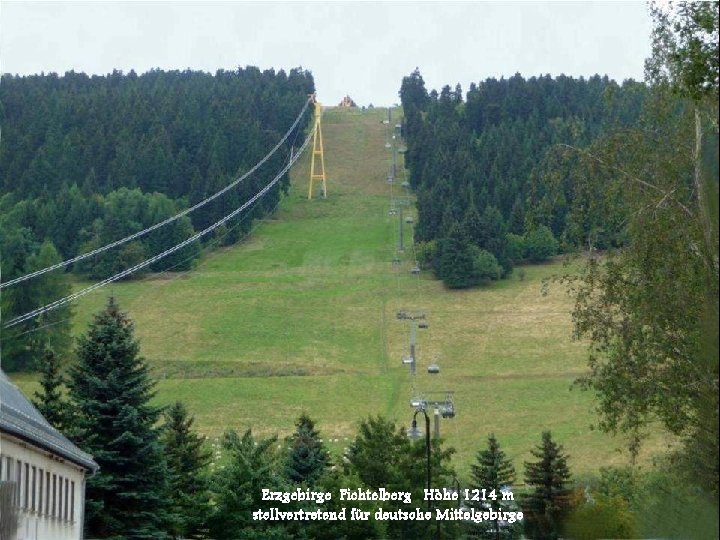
[506,233,525,262]
[524,225,559,262]
[564,495,638,539]
[472,247,502,283]
[439,225,479,289]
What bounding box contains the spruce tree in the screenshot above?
[438,223,479,289]
[208,429,292,540]
[523,431,572,539]
[161,401,212,539]
[509,198,525,235]
[68,297,170,539]
[467,434,521,540]
[285,413,330,485]
[32,347,71,432]
[479,206,513,276]
[346,415,458,540]
[463,203,484,247]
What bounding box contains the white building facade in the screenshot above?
[0,369,98,540]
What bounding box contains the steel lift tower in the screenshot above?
[308,93,327,199]
[397,310,456,439]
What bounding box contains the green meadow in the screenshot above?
[12,106,668,477]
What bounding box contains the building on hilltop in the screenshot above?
[0,368,98,540]
[338,95,357,108]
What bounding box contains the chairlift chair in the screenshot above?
[440,403,455,418]
[411,398,426,410]
[441,392,456,418]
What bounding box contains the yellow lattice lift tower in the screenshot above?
[308,93,327,199]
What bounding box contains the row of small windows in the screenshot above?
[0,454,75,523]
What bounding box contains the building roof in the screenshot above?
[0,369,98,472]
[338,95,357,107]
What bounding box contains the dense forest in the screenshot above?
[0,67,315,370]
[399,71,648,287]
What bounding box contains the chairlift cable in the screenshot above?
[1,182,289,354]
[3,129,314,329]
[1,97,312,290]
[1,172,294,346]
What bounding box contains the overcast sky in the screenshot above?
[0,1,653,106]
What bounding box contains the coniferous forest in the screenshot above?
[400,71,648,287]
[0,67,314,370]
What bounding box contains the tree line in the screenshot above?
[399,70,648,288]
[0,67,314,371]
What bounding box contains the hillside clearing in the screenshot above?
[12,106,668,477]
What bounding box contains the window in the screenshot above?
[52,474,57,518]
[23,462,29,509]
[31,466,36,512]
[15,460,21,506]
[70,480,75,522]
[45,471,51,516]
[38,468,44,516]
[58,475,63,520]
[64,478,69,521]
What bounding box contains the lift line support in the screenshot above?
[308,93,327,199]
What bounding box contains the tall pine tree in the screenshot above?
[68,297,171,539]
[467,434,521,540]
[161,401,212,540]
[32,347,71,432]
[207,429,292,540]
[479,206,512,276]
[522,431,572,540]
[285,413,330,486]
[438,223,479,289]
